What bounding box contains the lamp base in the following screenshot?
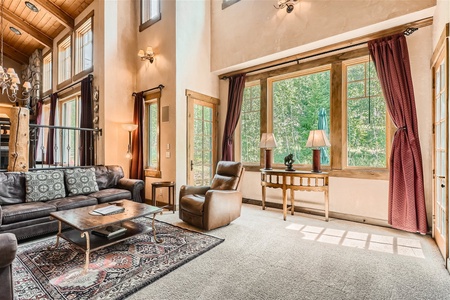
[264,149,273,170]
[312,149,321,173]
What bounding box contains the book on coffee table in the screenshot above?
[92,225,127,239]
[92,205,125,216]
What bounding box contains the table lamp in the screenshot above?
[260,133,278,170]
[305,130,330,173]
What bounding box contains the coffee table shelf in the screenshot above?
[59,220,153,252]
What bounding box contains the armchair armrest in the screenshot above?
[179,185,211,200]
[203,190,242,230]
[117,178,145,203]
[0,233,17,268]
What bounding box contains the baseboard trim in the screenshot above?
[243,198,390,228]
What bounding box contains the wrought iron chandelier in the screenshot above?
[0,0,32,103]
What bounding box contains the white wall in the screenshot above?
[175,0,219,199]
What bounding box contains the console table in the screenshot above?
[260,169,329,221]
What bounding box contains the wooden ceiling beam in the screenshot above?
[2,9,53,48]
[2,43,29,65]
[33,0,74,30]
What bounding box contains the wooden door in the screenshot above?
[433,44,448,261]
[186,90,219,186]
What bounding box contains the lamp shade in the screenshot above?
[260,133,278,149]
[122,123,138,132]
[137,50,145,57]
[305,130,331,149]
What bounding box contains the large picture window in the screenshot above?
[236,49,391,178]
[270,67,331,165]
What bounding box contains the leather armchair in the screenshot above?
[0,233,17,300]
[179,161,244,230]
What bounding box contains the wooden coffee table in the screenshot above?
[50,200,163,273]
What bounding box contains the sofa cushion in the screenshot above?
[64,167,99,196]
[1,202,56,225]
[25,170,65,202]
[0,172,25,205]
[94,165,124,190]
[46,195,98,211]
[88,188,131,203]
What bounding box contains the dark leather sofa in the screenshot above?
[0,165,144,241]
[0,233,17,300]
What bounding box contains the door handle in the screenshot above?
[190,160,194,171]
[442,184,446,188]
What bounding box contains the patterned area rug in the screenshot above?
[13,219,223,300]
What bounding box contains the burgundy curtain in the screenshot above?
[221,73,246,161]
[45,93,58,165]
[80,76,93,166]
[130,92,144,180]
[368,33,427,234]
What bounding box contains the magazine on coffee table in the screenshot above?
[92,225,127,239]
[92,205,125,216]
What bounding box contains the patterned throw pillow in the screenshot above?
[64,167,99,196]
[25,170,66,202]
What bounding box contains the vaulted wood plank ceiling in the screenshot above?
[1,0,94,64]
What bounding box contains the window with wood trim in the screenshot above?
[140,0,161,32]
[75,16,93,75]
[269,66,331,165]
[236,48,392,178]
[42,52,52,93]
[343,56,388,168]
[58,35,71,84]
[239,81,261,164]
[58,94,81,166]
[144,91,161,177]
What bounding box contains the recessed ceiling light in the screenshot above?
[9,27,21,35]
[25,1,39,13]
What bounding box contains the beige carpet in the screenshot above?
[126,203,450,300]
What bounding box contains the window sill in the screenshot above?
[145,169,161,178]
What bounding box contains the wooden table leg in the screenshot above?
[282,186,287,221]
[152,214,163,243]
[261,185,266,210]
[81,231,90,274]
[290,188,295,215]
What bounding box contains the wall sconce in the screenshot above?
[274,0,300,13]
[122,123,138,159]
[305,130,331,173]
[260,133,278,170]
[138,46,155,63]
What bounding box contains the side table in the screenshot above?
[151,181,176,213]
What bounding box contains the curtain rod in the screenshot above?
[41,74,93,101]
[132,84,165,96]
[220,26,421,80]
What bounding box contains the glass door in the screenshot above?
[186,90,219,186]
[433,48,448,261]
